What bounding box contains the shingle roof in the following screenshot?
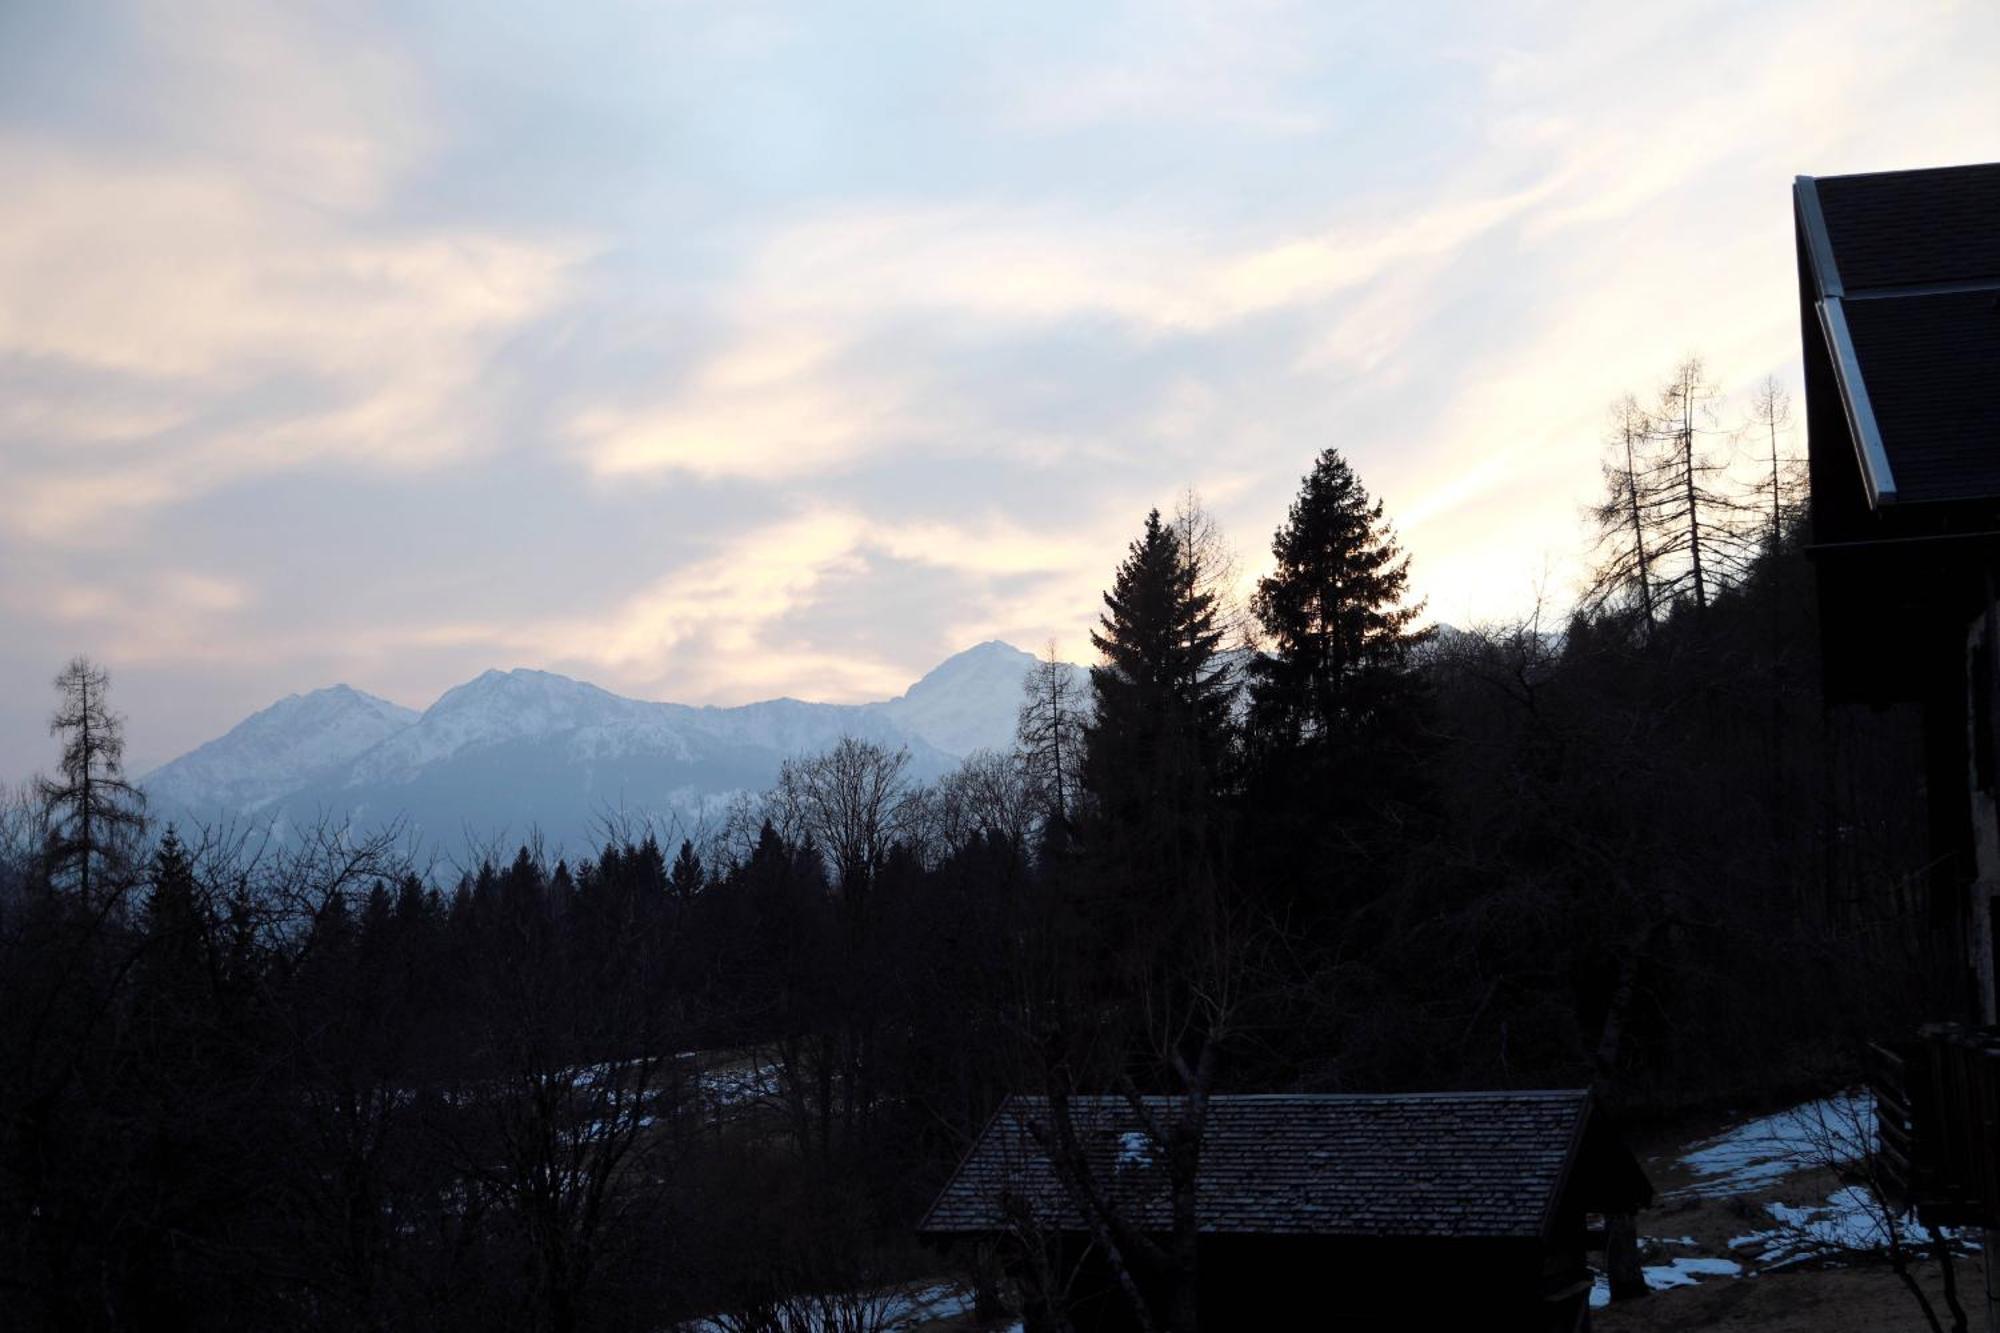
[1798,163,2000,508]
[1815,165,2000,292]
[1842,291,2000,504]
[919,1091,1602,1241]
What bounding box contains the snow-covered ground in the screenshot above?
[1731,1187,1900,1268]
[1667,1089,1872,1199]
[678,1279,975,1332]
[699,1056,781,1112]
[1591,1087,1979,1308]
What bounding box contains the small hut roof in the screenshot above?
[919,1090,1649,1242]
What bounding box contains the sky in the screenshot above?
[2,0,1997,783]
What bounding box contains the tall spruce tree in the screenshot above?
[140,828,208,1000]
[667,839,705,904]
[1248,449,1426,756]
[1241,450,1428,922]
[1083,509,1235,886]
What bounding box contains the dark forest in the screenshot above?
[0,363,1947,1331]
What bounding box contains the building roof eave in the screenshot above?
[1797,174,1899,509]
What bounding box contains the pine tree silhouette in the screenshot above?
[1248,448,1427,754]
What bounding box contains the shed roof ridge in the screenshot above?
[1003,1088,1591,1103]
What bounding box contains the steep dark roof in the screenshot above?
[1815,165,2000,292]
[1842,291,2000,505]
[920,1091,1646,1241]
[1798,163,2000,508]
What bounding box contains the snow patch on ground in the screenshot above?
[678,1279,972,1332]
[1729,1186,1980,1269]
[1647,1256,1745,1288]
[1591,1257,1745,1308]
[1592,1088,1930,1307]
[1751,1187,1893,1259]
[701,1059,779,1111]
[1669,1089,1872,1198]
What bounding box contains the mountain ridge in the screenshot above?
[141,642,1088,855]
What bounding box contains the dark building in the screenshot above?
[919,1090,1651,1332]
[1799,162,2000,1322]
[1800,161,2000,1019]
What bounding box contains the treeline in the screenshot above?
[0,359,1946,1330]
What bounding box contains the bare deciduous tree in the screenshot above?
[934,749,1037,861]
[1016,643,1088,841]
[770,737,919,927]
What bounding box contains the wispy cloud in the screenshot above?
[389,506,1115,705]
[3,0,1998,776]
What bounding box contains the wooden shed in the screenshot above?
[919,1090,1651,1332]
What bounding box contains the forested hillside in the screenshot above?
[0,362,1946,1330]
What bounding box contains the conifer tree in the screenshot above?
[1082,508,1236,883]
[37,656,146,905]
[668,839,705,904]
[1248,449,1426,756]
[140,827,210,1015]
[1239,451,1428,920]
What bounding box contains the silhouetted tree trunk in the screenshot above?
[1605,1213,1646,1302]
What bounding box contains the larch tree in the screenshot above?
[1749,375,1805,554]
[37,656,146,906]
[1650,356,1754,612]
[1587,358,1758,632]
[1587,394,1664,638]
[1015,640,1087,842]
[1171,488,1249,656]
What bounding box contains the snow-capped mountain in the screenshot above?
[140,642,1087,856]
[144,684,419,815]
[868,640,1084,757]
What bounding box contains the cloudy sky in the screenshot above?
[2,0,1996,781]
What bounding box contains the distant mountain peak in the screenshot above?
[873,640,1083,757]
[900,640,1038,696]
[140,682,420,813]
[424,666,611,713]
[141,641,1091,855]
